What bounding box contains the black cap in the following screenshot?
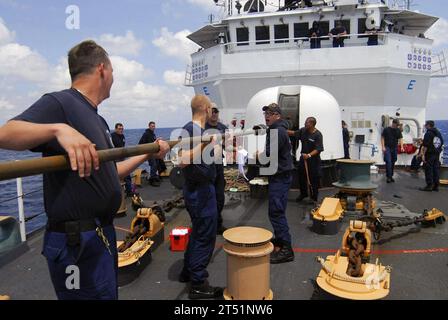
[262,103,282,115]
[425,120,435,127]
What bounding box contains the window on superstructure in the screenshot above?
[236,28,249,46]
[256,26,270,45]
[293,22,309,42]
[340,19,351,39]
[275,24,289,43]
[358,18,368,38]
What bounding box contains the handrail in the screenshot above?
[223,32,388,50]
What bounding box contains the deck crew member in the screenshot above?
[419,120,444,192]
[205,104,228,235]
[261,103,294,264]
[366,25,379,46]
[329,21,347,48]
[178,95,223,299]
[0,40,169,300]
[342,120,350,159]
[381,119,404,183]
[289,117,324,203]
[111,123,133,197]
[139,121,163,187]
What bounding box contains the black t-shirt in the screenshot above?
[111,132,125,148]
[381,127,402,149]
[181,121,216,186]
[309,27,322,47]
[295,127,324,156]
[366,28,378,43]
[423,128,444,155]
[205,122,227,134]
[12,89,121,223]
[331,26,347,46]
[138,129,156,144]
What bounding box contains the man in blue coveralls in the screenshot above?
[178,95,223,299]
[261,103,295,264]
[419,120,444,192]
[0,40,170,300]
[205,103,228,235]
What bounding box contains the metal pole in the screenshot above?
[16,177,26,242]
[0,127,265,181]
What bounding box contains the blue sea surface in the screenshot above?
[0,127,178,234]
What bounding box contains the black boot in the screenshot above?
[189,281,223,299]
[432,184,439,192]
[419,185,433,192]
[271,238,282,248]
[270,242,294,264]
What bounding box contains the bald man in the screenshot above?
[177,95,222,299]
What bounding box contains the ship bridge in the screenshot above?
[185,0,446,163]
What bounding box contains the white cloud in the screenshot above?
[0,97,15,110]
[0,43,49,82]
[163,70,185,86]
[426,18,448,48]
[152,27,199,63]
[97,31,144,57]
[0,18,15,45]
[110,55,151,81]
[0,19,193,128]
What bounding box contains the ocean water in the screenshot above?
[1,122,448,235]
[0,127,178,234]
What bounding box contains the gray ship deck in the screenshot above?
[1,169,447,300]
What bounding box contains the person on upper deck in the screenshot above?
[309,21,323,49]
[365,20,379,46]
[329,21,347,48]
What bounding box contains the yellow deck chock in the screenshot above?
[311,198,344,235]
[423,208,446,225]
[316,221,391,300]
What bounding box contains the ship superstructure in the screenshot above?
[185,0,447,163]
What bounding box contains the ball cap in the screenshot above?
[262,103,282,115]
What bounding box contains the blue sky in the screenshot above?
[0,0,447,128]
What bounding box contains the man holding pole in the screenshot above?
[288,117,324,203]
[262,103,295,264]
[0,40,169,300]
[177,95,223,299]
